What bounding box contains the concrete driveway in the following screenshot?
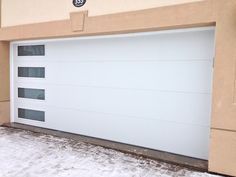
[0,127,223,177]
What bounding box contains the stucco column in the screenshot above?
[209,1,236,176]
[0,41,10,124]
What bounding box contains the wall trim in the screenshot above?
[0,0,215,41]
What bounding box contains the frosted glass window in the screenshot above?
[18,67,45,78]
[18,45,45,56]
[18,108,45,122]
[18,88,45,100]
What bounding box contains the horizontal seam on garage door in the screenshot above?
[14,59,213,63]
[15,83,211,95]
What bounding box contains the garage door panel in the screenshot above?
[46,29,215,61]
[13,27,215,160]
[47,61,212,93]
[42,107,209,159]
[15,84,211,126]
[14,105,209,159]
[15,60,213,93]
[14,101,210,160]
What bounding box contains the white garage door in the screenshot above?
[11,27,215,160]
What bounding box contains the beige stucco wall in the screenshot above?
[0,41,10,125]
[1,0,203,27]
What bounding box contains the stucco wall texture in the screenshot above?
[1,0,203,27]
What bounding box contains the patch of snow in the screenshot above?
[0,127,222,177]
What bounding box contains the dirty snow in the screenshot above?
[0,127,222,177]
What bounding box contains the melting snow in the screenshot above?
[0,127,222,177]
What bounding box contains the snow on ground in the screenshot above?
[0,127,222,177]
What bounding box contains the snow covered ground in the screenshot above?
[0,127,223,177]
